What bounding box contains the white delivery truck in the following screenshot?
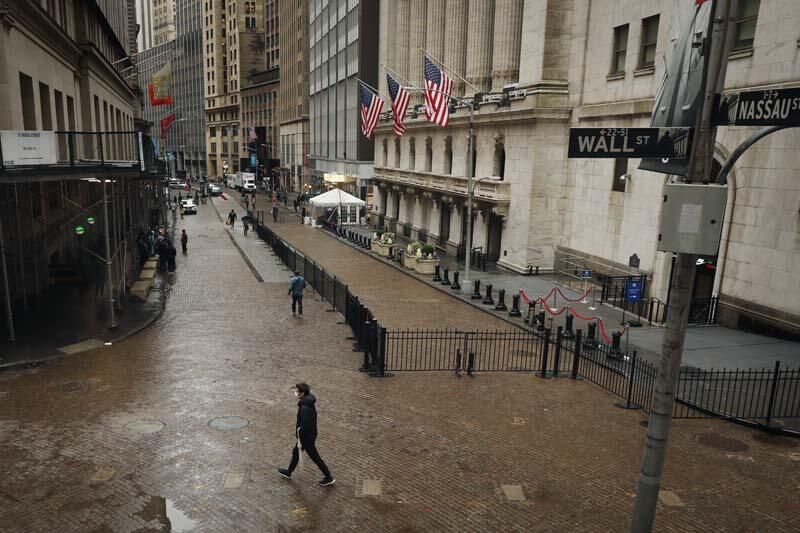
[234,172,257,192]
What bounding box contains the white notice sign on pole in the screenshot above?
[1,131,58,166]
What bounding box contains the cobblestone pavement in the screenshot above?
[1,197,799,532]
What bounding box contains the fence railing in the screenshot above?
[255,220,388,376]
[255,219,798,433]
[1,131,142,170]
[384,325,799,428]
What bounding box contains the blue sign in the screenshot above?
[625,279,643,302]
[581,269,592,279]
[250,154,257,167]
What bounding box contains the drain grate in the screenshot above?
[209,416,250,431]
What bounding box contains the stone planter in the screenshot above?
[403,253,417,270]
[415,258,438,275]
[371,240,381,253]
[376,242,394,257]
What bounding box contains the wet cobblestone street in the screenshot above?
[1,198,799,532]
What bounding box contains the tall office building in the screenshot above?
[278,0,309,193]
[138,0,205,177]
[308,0,378,199]
[203,0,266,177]
[153,0,177,46]
[136,0,155,51]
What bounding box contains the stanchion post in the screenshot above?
[571,329,583,380]
[539,328,551,379]
[552,326,563,378]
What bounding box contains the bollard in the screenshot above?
[433,264,442,282]
[539,328,551,378]
[454,349,463,377]
[552,326,563,378]
[534,266,540,275]
[536,310,546,331]
[471,280,482,300]
[610,330,622,357]
[585,321,597,348]
[571,330,583,380]
[563,312,575,338]
[451,271,461,290]
[366,238,371,249]
[467,352,475,377]
[441,267,451,286]
[509,294,522,317]
[524,302,534,324]
[495,289,507,311]
[483,284,494,305]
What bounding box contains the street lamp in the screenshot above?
[463,176,501,287]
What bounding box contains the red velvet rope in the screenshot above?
[556,286,593,302]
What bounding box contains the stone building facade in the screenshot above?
[372,0,800,337]
[278,0,309,193]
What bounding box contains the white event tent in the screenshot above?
[309,188,366,225]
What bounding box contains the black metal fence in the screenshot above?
[384,326,799,429]
[255,220,389,376]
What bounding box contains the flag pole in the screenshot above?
[382,64,414,87]
[417,46,481,94]
[357,78,390,101]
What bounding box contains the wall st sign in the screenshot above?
[567,128,693,159]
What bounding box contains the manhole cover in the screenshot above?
[124,419,166,434]
[51,381,89,393]
[209,416,250,431]
[695,432,750,452]
[752,432,798,448]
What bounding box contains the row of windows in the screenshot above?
[610,1,760,77]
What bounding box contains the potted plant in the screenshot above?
[414,244,439,274]
[404,241,422,269]
[376,232,395,257]
[371,228,384,253]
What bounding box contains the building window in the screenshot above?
[210,142,217,154]
[424,137,432,172]
[394,139,400,167]
[382,139,388,166]
[610,24,629,75]
[39,82,52,130]
[19,73,36,130]
[734,0,760,51]
[638,15,659,69]
[444,137,452,175]
[408,138,415,169]
[494,144,505,180]
[612,158,628,192]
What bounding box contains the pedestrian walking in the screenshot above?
[228,209,237,228]
[272,204,279,223]
[277,383,335,487]
[243,219,249,236]
[293,199,298,213]
[180,203,185,219]
[288,270,306,317]
[167,240,177,273]
[180,229,188,254]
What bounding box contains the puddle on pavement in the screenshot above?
[695,432,750,452]
[136,494,198,531]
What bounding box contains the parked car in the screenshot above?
[168,178,180,188]
[208,184,222,196]
[180,199,197,214]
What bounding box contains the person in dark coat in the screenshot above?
[278,383,335,486]
[288,270,306,317]
[180,229,188,254]
[167,241,177,272]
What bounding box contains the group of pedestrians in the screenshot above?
[155,231,177,273]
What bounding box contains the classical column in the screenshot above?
[448,204,464,248]
[408,0,426,90]
[396,0,411,80]
[443,0,468,97]
[465,0,495,94]
[491,0,524,91]
[412,194,424,233]
[372,185,383,215]
[425,1,446,63]
[429,199,442,246]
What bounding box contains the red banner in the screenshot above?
[160,112,176,138]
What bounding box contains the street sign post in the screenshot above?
[580,269,592,279]
[714,87,800,127]
[580,269,592,303]
[621,278,643,327]
[567,128,693,159]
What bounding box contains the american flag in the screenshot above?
[424,55,454,127]
[359,81,384,139]
[387,73,410,137]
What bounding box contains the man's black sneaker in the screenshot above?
[319,477,335,487]
[277,469,292,479]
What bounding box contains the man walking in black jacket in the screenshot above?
[278,383,335,486]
